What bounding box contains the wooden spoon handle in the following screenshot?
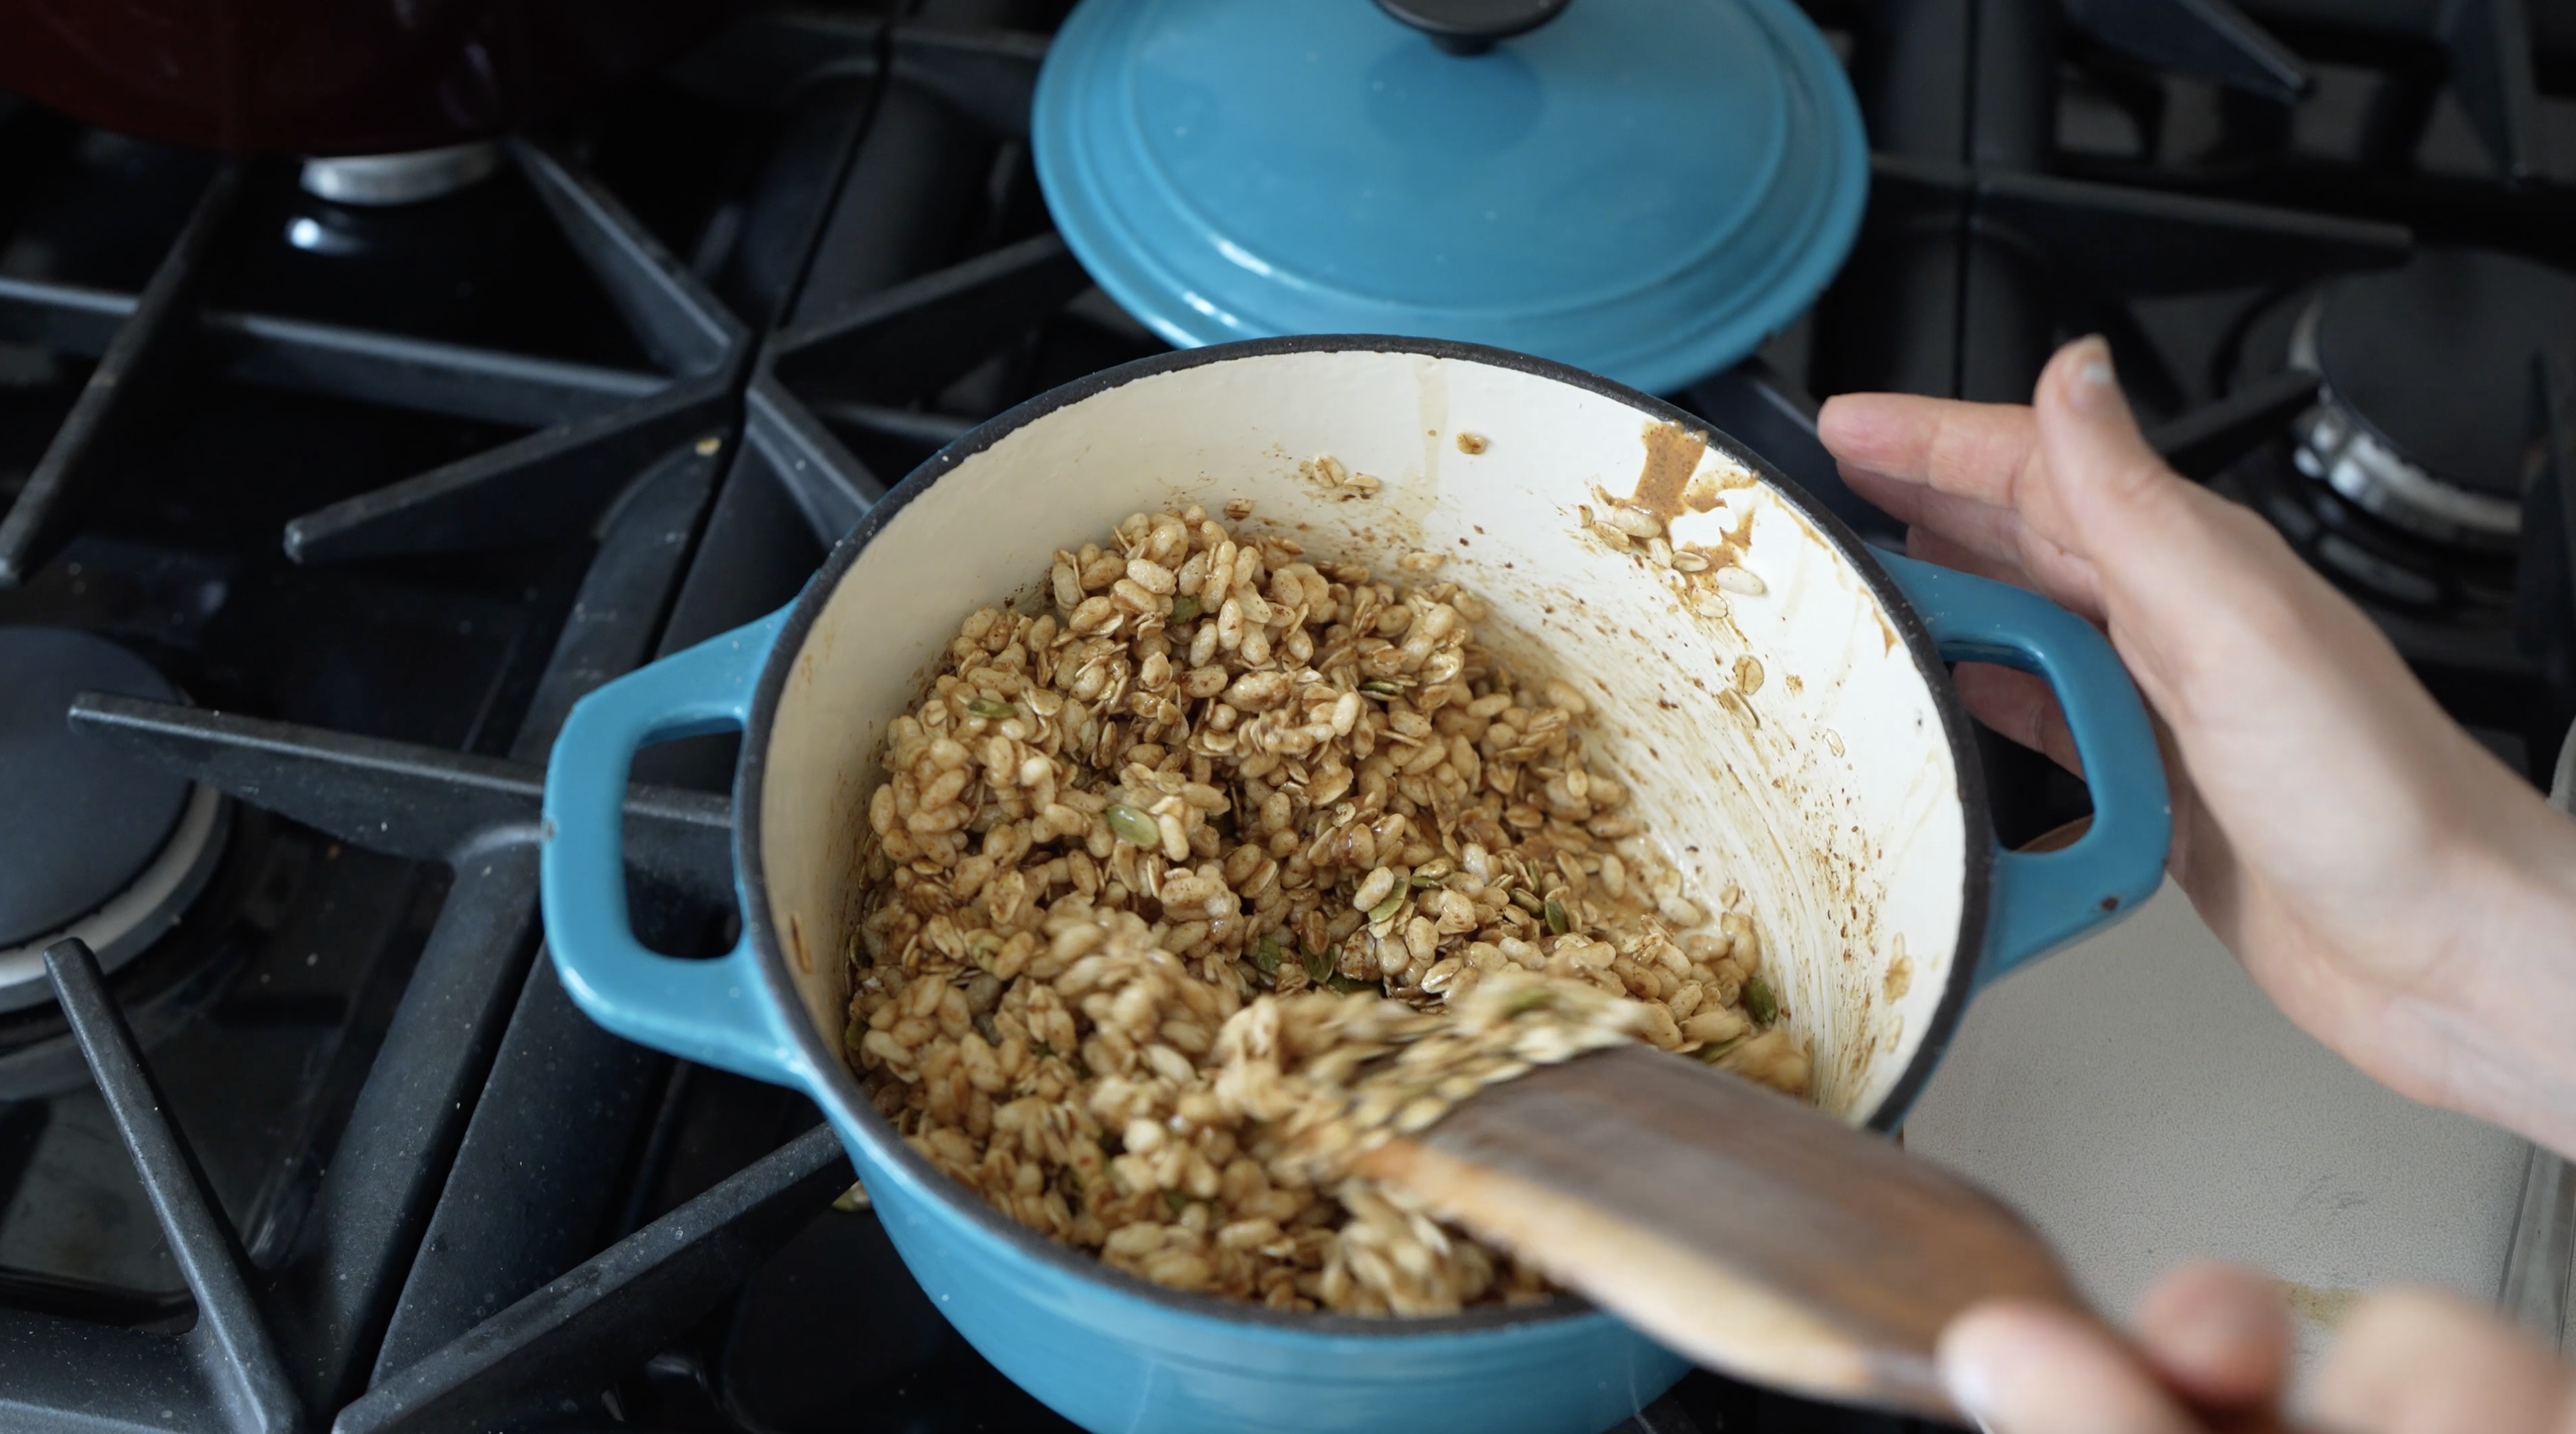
[1357,1046,2321,1431]
[1353,1046,2080,1419]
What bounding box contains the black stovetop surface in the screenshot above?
[0,2,2571,1431]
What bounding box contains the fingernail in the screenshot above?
[2063,336,2121,417]
[1943,1348,2004,1433]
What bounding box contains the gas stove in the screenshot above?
[0,1,2569,1432]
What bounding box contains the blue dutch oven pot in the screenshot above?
[540,337,2169,1434]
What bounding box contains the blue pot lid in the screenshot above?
[1033,0,1868,395]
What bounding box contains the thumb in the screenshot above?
[2029,336,2188,568]
[2029,337,2215,664]
[2029,332,2174,532]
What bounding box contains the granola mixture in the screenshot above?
[847,501,1809,1315]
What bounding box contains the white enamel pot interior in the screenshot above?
[755,342,1982,1133]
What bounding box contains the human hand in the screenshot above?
[1940,1264,2575,1433]
[1816,337,2576,1158]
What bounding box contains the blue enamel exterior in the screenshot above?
[538,608,814,1088]
[1031,0,1869,394]
[538,340,2171,1434]
[830,1118,1689,1434]
[1873,553,2172,987]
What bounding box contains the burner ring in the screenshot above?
[0,783,229,1014]
[2287,297,2524,549]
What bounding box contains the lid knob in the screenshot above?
[1374,0,1570,56]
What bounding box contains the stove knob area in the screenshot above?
[1374,0,1570,55]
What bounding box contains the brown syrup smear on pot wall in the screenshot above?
[1579,422,1908,1111]
[1630,422,1707,521]
[843,501,1807,1317]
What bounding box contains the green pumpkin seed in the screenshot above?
[1505,989,1553,1017]
[1169,595,1201,623]
[1253,936,1285,976]
[1104,803,1160,847]
[1743,975,1778,1027]
[1697,1033,1751,1064]
[1367,891,1408,925]
[1302,946,1334,982]
[1509,889,1544,915]
[1326,973,1374,995]
[965,698,1014,719]
[1361,679,1402,697]
[1543,898,1570,936]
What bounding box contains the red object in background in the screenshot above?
[0,0,735,155]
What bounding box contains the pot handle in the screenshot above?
[539,608,813,1090]
[1875,553,2171,986]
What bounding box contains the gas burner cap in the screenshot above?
[2288,248,2576,549]
[299,142,502,206]
[0,628,225,1012]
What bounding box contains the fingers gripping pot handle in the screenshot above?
[540,608,814,1088]
[1875,554,2171,987]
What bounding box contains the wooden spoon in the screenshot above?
[1355,1044,2298,1431]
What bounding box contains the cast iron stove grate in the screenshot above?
[2,2,2572,1433]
